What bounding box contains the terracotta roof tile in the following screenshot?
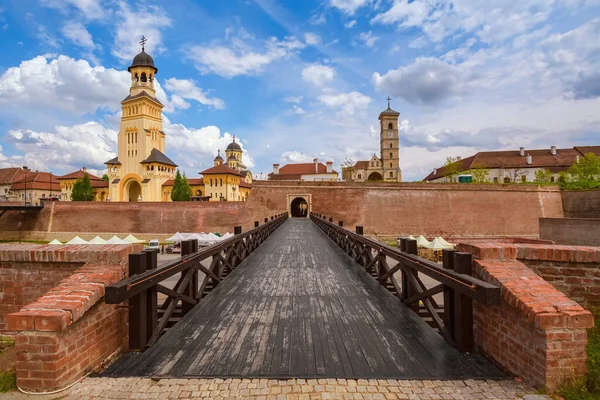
[91,180,109,188]
[239,181,252,188]
[199,164,242,176]
[353,161,369,169]
[271,162,337,177]
[58,170,103,181]
[140,148,178,167]
[10,172,61,191]
[0,168,26,185]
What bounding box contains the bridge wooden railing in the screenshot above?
[105,213,288,350]
[310,213,500,352]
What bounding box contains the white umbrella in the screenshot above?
[123,234,144,244]
[427,237,453,250]
[66,236,88,245]
[88,236,107,245]
[48,239,62,245]
[416,235,431,248]
[165,232,186,242]
[106,235,129,244]
[435,236,454,247]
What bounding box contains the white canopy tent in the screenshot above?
[426,237,454,250]
[48,239,62,245]
[407,235,416,241]
[88,236,108,245]
[66,236,88,245]
[106,235,130,245]
[123,234,145,244]
[165,232,187,242]
[435,236,454,247]
[416,235,431,248]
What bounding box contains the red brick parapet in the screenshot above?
[2,244,139,392]
[459,242,596,390]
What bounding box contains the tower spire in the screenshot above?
[139,35,147,52]
[386,96,391,109]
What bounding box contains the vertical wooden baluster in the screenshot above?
[453,252,474,352]
[181,240,195,315]
[128,252,147,350]
[403,239,418,308]
[442,249,457,342]
[143,249,158,347]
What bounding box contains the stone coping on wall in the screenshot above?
[458,243,596,330]
[4,244,138,333]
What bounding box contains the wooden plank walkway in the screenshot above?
[103,219,504,380]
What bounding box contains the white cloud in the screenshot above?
[318,91,372,116]
[188,36,305,78]
[309,14,326,25]
[280,151,314,163]
[61,21,95,49]
[302,64,336,86]
[163,119,255,170]
[283,96,303,104]
[289,105,306,115]
[0,55,129,114]
[163,78,225,109]
[329,0,372,15]
[6,122,117,173]
[345,20,357,28]
[357,30,379,47]
[40,0,106,20]
[112,3,172,62]
[304,32,321,45]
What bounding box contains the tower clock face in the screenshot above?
[388,130,394,138]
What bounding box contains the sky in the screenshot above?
[0,0,599,181]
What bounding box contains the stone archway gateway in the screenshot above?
[368,171,383,181]
[290,197,309,218]
[126,180,142,202]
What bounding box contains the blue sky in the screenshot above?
[0,0,599,181]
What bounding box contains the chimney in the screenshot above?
[456,156,461,161]
[433,168,437,175]
[326,161,333,173]
[519,147,525,156]
[551,145,556,156]
[576,155,580,164]
[272,164,279,174]
[526,154,533,165]
[313,158,318,174]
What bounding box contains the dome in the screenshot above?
[227,154,237,161]
[128,50,157,73]
[226,140,241,151]
[214,153,223,161]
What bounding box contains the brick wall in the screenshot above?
[562,190,600,218]
[540,217,600,246]
[459,243,596,390]
[0,182,564,241]
[4,244,137,392]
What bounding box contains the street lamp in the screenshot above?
[23,166,28,206]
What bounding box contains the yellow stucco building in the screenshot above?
[58,168,109,201]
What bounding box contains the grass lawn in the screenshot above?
[0,336,16,393]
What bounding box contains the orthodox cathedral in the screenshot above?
[104,39,251,202]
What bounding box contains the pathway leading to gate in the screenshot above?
[104,219,503,380]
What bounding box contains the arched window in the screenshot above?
[390,172,393,177]
[196,190,201,196]
[210,179,213,187]
[388,123,393,129]
[493,177,499,183]
[371,161,374,167]
[390,152,393,158]
[390,163,392,168]
[390,143,392,148]
[151,166,154,171]
[358,174,362,179]
[504,177,510,183]
[141,72,147,82]
[149,74,153,83]
[134,73,139,82]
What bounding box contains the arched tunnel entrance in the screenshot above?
[290,197,309,218]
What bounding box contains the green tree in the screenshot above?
[443,156,462,182]
[71,173,94,201]
[102,173,109,182]
[469,163,490,183]
[568,153,600,182]
[170,169,192,201]
[534,168,553,183]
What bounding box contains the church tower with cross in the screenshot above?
[105,36,178,202]
[341,98,402,182]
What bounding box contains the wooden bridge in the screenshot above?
[103,214,503,380]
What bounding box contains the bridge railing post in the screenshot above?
[402,239,418,308]
[181,240,198,315]
[265,217,268,223]
[442,249,457,342]
[128,252,148,350]
[338,221,343,227]
[143,249,158,346]
[255,221,259,227]
[453,252,474,352]
[355,226,363,235]
[234,226,242,235]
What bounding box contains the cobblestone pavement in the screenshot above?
[2,377,539,400]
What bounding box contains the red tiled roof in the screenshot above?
[0,167,26,185]
[162,178,204,186]
[91,180,109,188]
[270,162,338,179]
[423,146,600,181]
[10,172,61,191]
[58,169,103,181]
[199,164,242,176]
[239,181,252,189]
[575,146,600,156]
[352,161,369,169]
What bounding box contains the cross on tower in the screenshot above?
[386,96,391,109]
[139,35,147,51]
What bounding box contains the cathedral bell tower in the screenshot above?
[379,97,402,182]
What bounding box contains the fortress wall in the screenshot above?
[0,183,563,240]
[561,190,600,218]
